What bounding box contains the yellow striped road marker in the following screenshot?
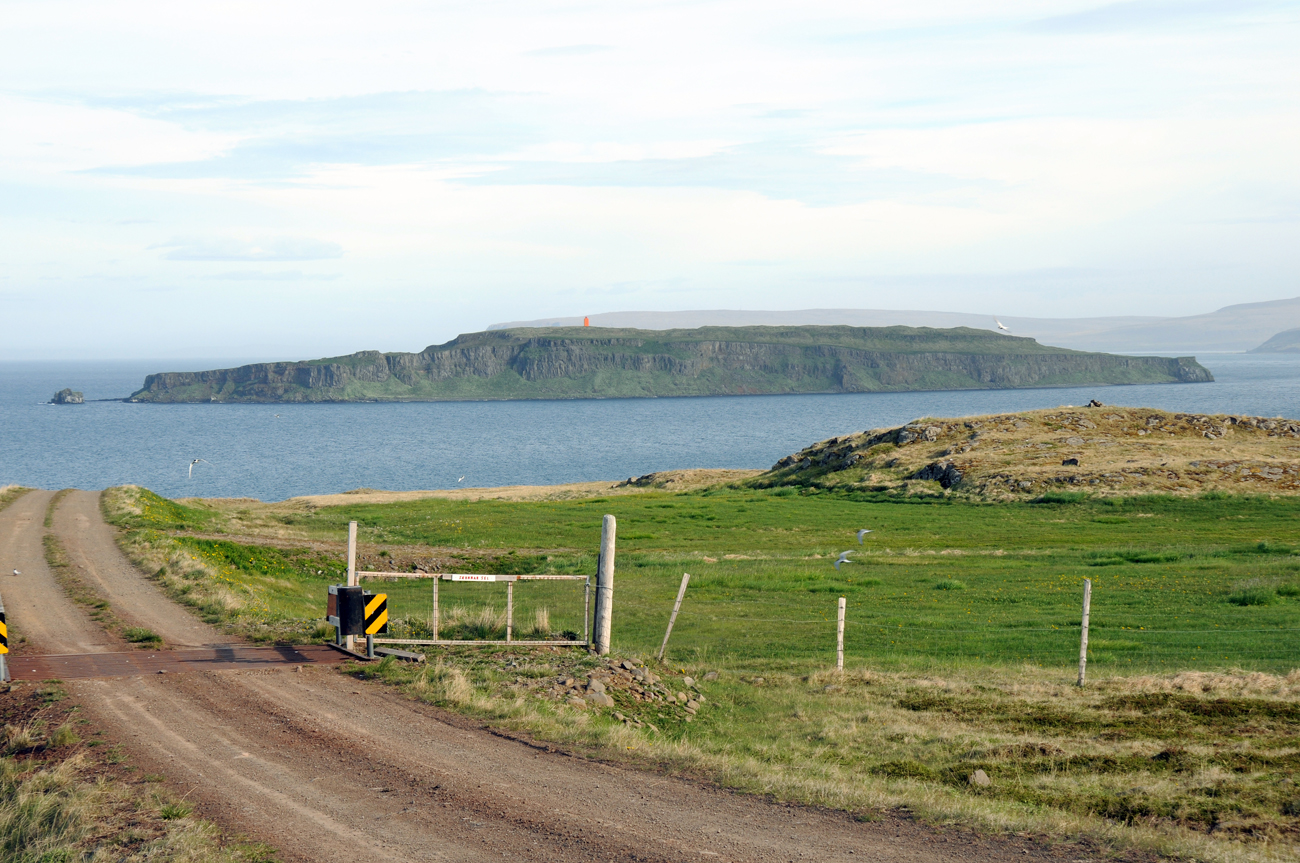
[364,593,388,635]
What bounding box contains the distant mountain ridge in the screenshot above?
[490,297,1300,353]
[1250,329,1300,354]
[128,325,1212,404]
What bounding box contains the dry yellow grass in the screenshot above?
[185,468,760,511]
[369,652,1300,863]
[772,406,1300,498]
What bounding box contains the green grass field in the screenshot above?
[102,484,1300,861]
[115,486,1300,673]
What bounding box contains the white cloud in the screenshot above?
[1,1,1299,358]
[155,236,343,261]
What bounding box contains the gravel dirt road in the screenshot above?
[52,490,226,647]
[2,490,1088,863]
[0,489,116,654]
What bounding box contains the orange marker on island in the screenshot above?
[584,316,590,326]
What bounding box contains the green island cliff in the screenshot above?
[127,325,1214,403]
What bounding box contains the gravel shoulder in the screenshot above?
[8,489,1084,863]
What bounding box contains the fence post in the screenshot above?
[432,577,439,641]
[836,596,846,672]
[657,573,691,661]
[346,521,358,652]
[1077,578,1092,687]
[594,515,616,655]
[584,578,590,646]
[506,580,513,643]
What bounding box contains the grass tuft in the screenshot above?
[1228,587,1276,607]
[158,801,192,821]
[48,725,80,748]
[123,628,162,645]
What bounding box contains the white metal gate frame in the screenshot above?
[355,570,591,647]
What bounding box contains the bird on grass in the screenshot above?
[188,458,210,479]
[995,319,1010,332]
[833,551,853,570]
[857,529,873,544]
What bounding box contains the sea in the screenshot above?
[4,353,1300,502]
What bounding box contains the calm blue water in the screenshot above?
[4,354,1300,501]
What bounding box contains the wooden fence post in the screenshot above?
[1077,578,1092,687]
[836,596,846,672]
[506,580,513,643]
[346,521,358,652]
[594,515,616,655]
[432,577,439,642]
[657,573,691,661]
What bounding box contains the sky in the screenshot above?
[2,0,1299,361]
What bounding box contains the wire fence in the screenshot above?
[651,611,1300,672]
[357,572,1299,672]
[351,550,1298,673]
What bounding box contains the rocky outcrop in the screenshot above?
[912,461,963,489]
[51,388,84,404]
[762,407,1300,498]
[128,325,1214,403]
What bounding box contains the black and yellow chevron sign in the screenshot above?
[0,611,8,655]
[364,593,388,635]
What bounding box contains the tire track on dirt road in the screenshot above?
[28,490,1075,863]
[51,490,226,647]
[0,489,117,654]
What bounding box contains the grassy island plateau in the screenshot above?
[127,325,1213,403]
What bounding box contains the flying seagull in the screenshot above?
[995,318,1010,332]
[833,551,853,570]
[856,529,873,544]
[188,458,210,479]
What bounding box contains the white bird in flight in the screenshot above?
[457,476,465,483]
[995,318,1010,332]
[188,458,210,479]
[833,551,854,570]
[857,529,873,544]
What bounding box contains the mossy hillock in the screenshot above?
[754,406,1300,498]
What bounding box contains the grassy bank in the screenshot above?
[103,483,1300,861]
[0,486,30,511]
